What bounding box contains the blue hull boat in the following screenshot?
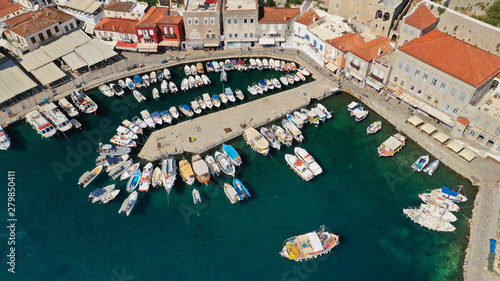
[134,74,142,88]
[127,170,141,193]
[222,144,242,166]
[233,179,250,199]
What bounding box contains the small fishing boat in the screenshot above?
[151,111,163,125]
[403,205,456,232]
[98,85,112,98]
[249,58,256,69]
[225,87,236,102]
[179,159,195,185]
[244,127,270,156]
[197,62,204,73]
[88,188,104,201]
[367,121,382,134]
[98,143,131,156]
[219,93,228,104]
[292,73,300,82]
[118,191,138,216]
[233,178,251,199]
[272,78,281,89]
[118,79,127,89]
[262,58,269,69]
[212,61,221,72]
[222,144,242,166]
[253,84,263,94]
[265,78,274,90]
[279,76,289,86]
[163,68,171,79]
[286,74,294,85]
[181,78,189,91]
[140,110,156,128]
[122,119,142,135]
[412,155,429,172]
[192,189,202,204]
[126,170,141,192]
[179,104,194,117]
[71,90,98,113]
[110,83,125,97]
[100,189,120,204]
[285,154,314,181]
[120,162,140,181]
[287,113,304,129]
[212,94,221,107]
[247,85,257,95]
[142,74,150,87]
[298,66,310,76]
[224,59,231,70]
[238,59,244,71]
[78,165,103,188]
[231,59,237,70]
[126,77,135,90]
[58,98,79,117]
[161,155,177,194]
[432,186,467,202]
[291,62,297,71]
[157,70,164,81]
[285,62,292,71]
[152,88,160,100]
[215,151,235,177]
[134,74,142,88]
[191,64,197,75]
[419,190,460,212]
[70,119,82,130]
[150,71,157,84]
[205,155,220,176]
[301,108,319,125]
[161,110,173,124]
[221,70,227,82]
[188,76,197,89]
[260,127,281,150]
[169,106,180,119]
[269,58,275,70]
[107,159,131,180]
[201,74,211,85]
[313,107,326,122]
[206,62,214,72]
[296,71,306,82]
[192,154,210,185]
[378,133,406,157]
[169,81,178,93]
[256,58,263,70]
[110,135,136,148]
[293,111,309,124]
[243,59,250,70]
[272,125,293,146]
[279,225,339,261]
[132,116,148,129]
[423,160,440,176]
[152,167,163,188]
[116,126,138,140]
[196,96,206,110]
[347,101,359,112]
[191,100,202,114]
[92,184,115,203]
[275,59,281,71]
[139,162,153,192]
[282,119,304,142]
[104,154,129,172]
[161,80,169,94]
[203,93,213,109]
[295,147,322,176]
[184,65,191,76]
[258,80,268,92]
[133,90,146,103]
[195,75,204,87]
[235,89,244,100]
[224,183,241,204]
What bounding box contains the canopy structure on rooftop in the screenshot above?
[0,59,37,103]
[61,52,87,70]
[75,43,103,66]
[88,39,117,60]
[433,132,450,143]
[407,116,423,126]
[459,148,476,162]
[447,140,465,153]
[30,62,66,86]
[420,123,437,135]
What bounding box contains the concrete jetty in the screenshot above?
[138,77,332,161]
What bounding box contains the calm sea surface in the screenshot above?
[0,63,473,280]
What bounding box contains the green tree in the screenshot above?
[266,0,276,7]
[486,0,500,25]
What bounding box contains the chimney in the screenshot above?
[378,47,383,56]
[313,15,316,22]
[284,13,287,21]
[113,25,116,30]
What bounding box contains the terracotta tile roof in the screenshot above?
[135,7,182,28]
[457,117,470,126]
[104,1,134,12]
[399,30,500,88]
[294,9,320,26]
[95,17,138,34]
[349,37,393,62]
[0,1,24,18]
[259,7,300,23]
[326,33,365,52]
[6,7,74,37]
[4,11,32,27]
[404,5,437,30]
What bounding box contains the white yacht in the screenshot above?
[119,191,138,216]
[39,102,72,132]
[58,98,79,117]
[26,110,57,138]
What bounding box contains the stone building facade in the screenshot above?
[222,0,258,48]
[183,0,221,50]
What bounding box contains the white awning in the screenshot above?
[62,52,87,70]
[459,148,476,162]
[259,38,275,45]
[447,140,465,153]
[348,71,364,81]
[88,39,117,60]
[325,62,338,72]
[0,59,37,103]
[420,123,437,135]
[407,116,423,126]
[159,40,180,47]
[30,63,66,86]
[18,51,53,72]
[275,37,285,42]
[203,41,219,47]
[433,132,450,143]
[306,232,324,253]
[365,76,385,90]
[137,43,158,52]
[75,43,104,66]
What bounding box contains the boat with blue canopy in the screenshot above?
[225,87,236,102]
[433,186,467,202]
[233,179,250,200]
[222,144,242,166]
[133,74,142,88]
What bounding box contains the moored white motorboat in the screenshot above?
[164,68,171,80]
[294,147,323,176]
[150,111,163,125]
[126,170,141,192]
[133,90,146,103]
[247,85,257,95]
[432,186,467,202]
[120,162,140,181]
[38,102,73,132]
[192,154,210,185]
[100,189,120,204]
[272,78,281,89]
[316,103,331,119]
[99,84,114,97]
[118,191,138,216]
[161,80,169,94]
[188,76,197,89]
[169,106,180,119]
[169,81,178,93]
[195,75,204,87]
[285,154,313,181]
[97,143,131,156]
[152,167,163,188]
[152,88,160,100]
[140,110,156,128]
[116,125,138,140]
[203,93,213,109]
[196,96,206,110]
[179,104,194,117]
[126,77,135,90]
[205,155,220,176]
[191,100,202,114]
[78,165,103,188]
[412,155,430,172]
[150,71,157,84]
[367,121,382,134]
[92,184,115,203]
[71,90,98,113]
[192,189,202,204]
[423,160,440,176]
[272,125,293,147]
[282,119,304,142]
[378,133,406,157]
[132,116,148,129]
[244,127,270,156]
[279,75,288,86]
[184,65,191,76]
[181,78,189,91]
[212,94,221,107]
[139,162,153,192]
[0,125,11,150]
[161,155,177,194]
[160,110,173,124]
[224,183,241,204]
[235,89,244,100]
[403,205,456,232]
[110,135,136,147]
[58,98,79,117]
[260,127,281,150]
[419,190,460,212]
[222,144,242,166]
[142,74,150,87]
[191,64,197,75]
[201,74,211,85]
[287,113,304,129]
[215,151,235,177]
[219,93,228,104]
[108,160,132,180]
[110,83,125,96]
[26,110,57,138]
[179,159,195,185]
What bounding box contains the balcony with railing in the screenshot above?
[369,73,384,83]
[350,62,360,70]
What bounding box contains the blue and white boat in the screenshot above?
[222,144,242,166]
[225,87,236,102]
[125,78,135,90]
[212,61,221,72]
[433,186,467,202]
[233,179,251,200]
[259,80,268,92]
[206,62,214,72]
[347,101,359,112]
[221,70,227,82]
[212,94,221,108]
[157,70,164,81]
[133,74,142,88]
[411,155,429,172]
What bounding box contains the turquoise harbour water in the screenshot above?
[0,64,474,280]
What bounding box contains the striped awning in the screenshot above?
[420,123,437,135]
[447,140,465,153]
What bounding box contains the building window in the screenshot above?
[69,23,74,29]
[335,3,339,8]
[474,117,481,124]
[228,18,232,24]
[196,34,200,39]
[149,30,154,35]
[204,18,208,25]
[468,130,476,139]
[229,33,232,38]
[410,29,416,37]
[250,33,253,38]
[250,18,254,23]
[397,60,404,69]
[439,83,446,91]
[212,34,215,39]
[430,78,437,86]
[210,18,215,25]
[400,80,405,86]
[54,26,59,33]
[64,25,69,32]
[47,29,53,38]
[422,74,428,82]
[417,89,422,95]
[403,26,408,34]
[378,70,384,78]
[458,92,467,102]
[336,50,341,57]
[194,18,199,25]
[495,128,500,136]
[305,34,309,40]
[138,30,142,35]
[356,10,360,15]
[393,76,398,83]
[425,95,432,101]
[410,85,414,92]
[434,99,439,106]
[206,34,210,39]
[414,70,420,77]
[404,64,411,73]
[30,37,36,44]
[452,108,459,115]
[483,122,490,129]
[444,104,450,111]
[320,45,323,51]
[244,18,247,24]
[169,27,174,34]
[39,33,45,41]
[234,33,238,38]
[190,34,195,39]
[244,33,248,38]
[360,61,365,68]
[188,18,192,25]
[234,18,238,24]
[450,88,457,97]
